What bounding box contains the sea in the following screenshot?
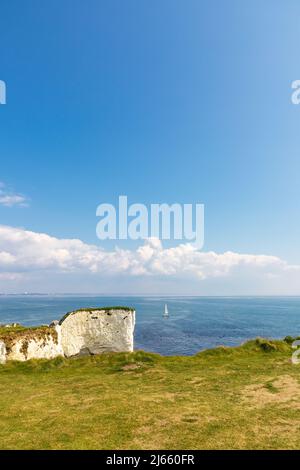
[0,295,299,356]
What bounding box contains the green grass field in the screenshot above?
[0,338,299,450]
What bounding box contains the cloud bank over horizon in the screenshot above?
[0,224,299,295]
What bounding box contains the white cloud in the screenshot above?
[0,225,298,290]
[0,183,29,207]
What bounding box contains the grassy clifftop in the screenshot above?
[0,338,300,450]
[59,306,135,324]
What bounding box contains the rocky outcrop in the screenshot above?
[60,308,135,357]
[2,325,64,362]
[0,341,6,364]
[0,307,135,362]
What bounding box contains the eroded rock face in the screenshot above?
[0,307,135,362]
[0,341,6,364]
[5,325,64,362]
[60,308,135,357]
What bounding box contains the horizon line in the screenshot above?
[1,293,300,298]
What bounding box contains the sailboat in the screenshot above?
[163,303,169,318]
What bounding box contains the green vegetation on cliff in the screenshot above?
[0,338,299,450]
[59,306,135,324]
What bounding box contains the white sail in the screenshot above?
[163,303,169,317]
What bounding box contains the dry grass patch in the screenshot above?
[243,375,300,409]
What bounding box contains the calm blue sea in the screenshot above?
[0,296,299,355]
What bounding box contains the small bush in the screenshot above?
[284,336,294,344]
[255,338,278,352]
[284,335,300,345]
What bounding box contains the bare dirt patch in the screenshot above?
[243,375,300,409]
[121,363,141,371]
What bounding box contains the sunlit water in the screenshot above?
[0,296,299,355]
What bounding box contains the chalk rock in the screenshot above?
[60,308,135,358]
[6,325,64,362]
[0,341,6,364]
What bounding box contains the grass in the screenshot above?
[264,381,279,393]
[0,325,28,335]
[0,325,51,337]
[0,338,299,449]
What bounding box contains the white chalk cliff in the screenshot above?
[60,308,135,357]
[0,341,6,364]
[0,307,135,363]
[4,325,63,362]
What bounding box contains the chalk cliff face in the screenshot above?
[4,325,64,362]
[0,341,6,364]
[60,308,135,357]
[0,307,135,362]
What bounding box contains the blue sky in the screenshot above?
[0,1,300,294]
